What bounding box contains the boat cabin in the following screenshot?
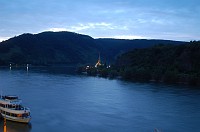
[0,95,31,123]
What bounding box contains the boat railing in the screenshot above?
[8,99,22,103]
[9,106,30,111]
[4,114,31,119]
[0,104,30,111]
[0,98,22,104]
[16,115,31,119]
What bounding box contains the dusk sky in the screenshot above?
[0,0,200,42]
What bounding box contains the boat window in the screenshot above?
[2,110,5,114]
[22,113,26,117]
[12,113,17,117]
[11,113,14,117]
[6,112,10,116]
[22,113,29,117]
[0,104,5,108]
[7,104,16,109]
[17,114,22,117]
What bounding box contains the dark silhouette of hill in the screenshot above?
[95,38,184,62]
[0,31,185,66]
[116,41,200,86]
[0,32,99,65]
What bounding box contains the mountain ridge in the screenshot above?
[0,31,185,66]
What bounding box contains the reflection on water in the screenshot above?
[0,118,32,132]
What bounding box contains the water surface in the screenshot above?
[0,67,199,132]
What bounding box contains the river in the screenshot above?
[0,67,199,132]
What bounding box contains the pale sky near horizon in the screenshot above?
[0,0,200,42]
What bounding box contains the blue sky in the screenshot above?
[0,0,200,42]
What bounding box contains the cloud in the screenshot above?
[0,37,10,42]
[48,28,67,32]
[112,35,150,39]
[150,32,199,41]
[1,0,199,41]
[95,35,150,40]
[67,22,128,32]
[44,23,115,33]
[96,9,127,15]
[69,22,112,31]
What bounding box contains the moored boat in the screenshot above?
[0,95,31,123]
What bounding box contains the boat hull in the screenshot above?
[1,113,31,123]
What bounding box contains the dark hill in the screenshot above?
[116,41,200,86]
[95,38,184,62]
[0,31,99,65]
[0,31,185,66]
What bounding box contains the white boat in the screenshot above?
[0,95,31,123]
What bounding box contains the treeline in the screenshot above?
[0,31,184,66]
[76,63,118,78]
[116,41,200,86]
[82,41,200,86]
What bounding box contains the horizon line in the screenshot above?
[0,30,196,43]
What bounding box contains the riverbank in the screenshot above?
[77,65,200,87]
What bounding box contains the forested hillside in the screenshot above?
[116,41,200,86]
[95,38,184,62]
[0,32,99,65]
[0,31,184,66]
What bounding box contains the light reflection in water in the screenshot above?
[0,119,32,132]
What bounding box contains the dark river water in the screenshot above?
[0,67,199,132]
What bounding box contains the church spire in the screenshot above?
[95,52,101,68]
[98,52,100,62]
